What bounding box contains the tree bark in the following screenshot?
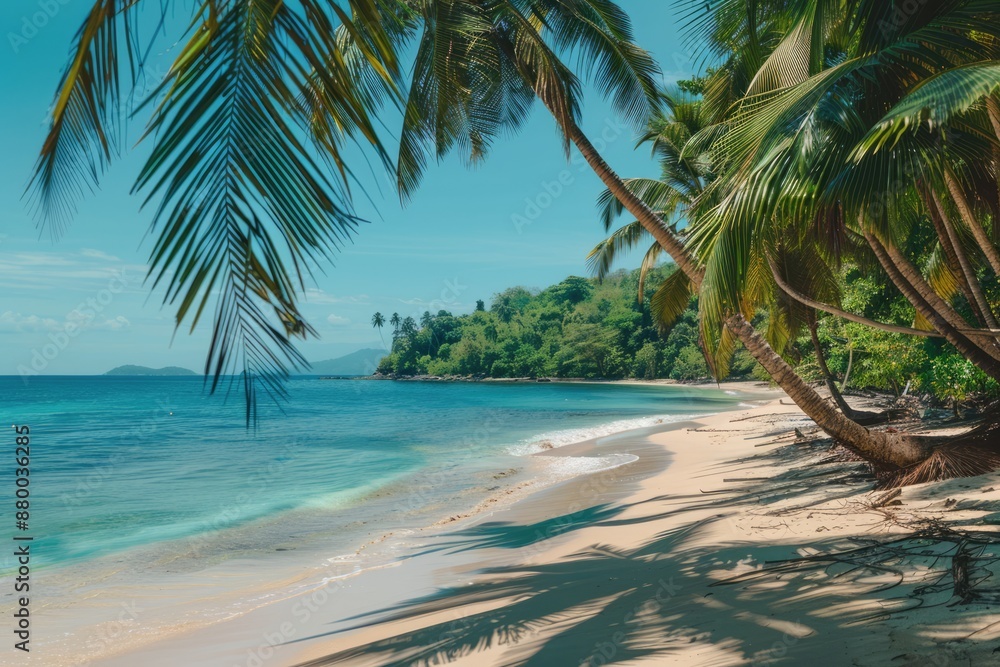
[842,342,854,392]
[808,317,855,417]
[727,313,930,467]
[946,169,1000,277]
[560,117,932,466]
[987,94,1000,245]
[864,230,1000,381]
[925,188,993,329]
[930,190,1000,332]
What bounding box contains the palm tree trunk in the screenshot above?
[841,342,854,392]
[946,169,1000,277]
[987,94,1000,245]
[930,190,1000,332]
[924,188,992,328]
[864,230,1000,381]
[559,117,930,466]
[808,317,855,417]
[726,313,930,467]
[562,121,702,284]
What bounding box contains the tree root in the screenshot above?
[871,416,1000,488]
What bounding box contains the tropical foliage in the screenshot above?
[376,269,721,380]
[375,265,999,411]
[31,0,1000,479]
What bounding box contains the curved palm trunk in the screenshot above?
[987,95,1000,245]
[841,343,854,392]
[559,118,930,467]
[930,190,1000,332]
[808,318,854,417]
[864,231,1000,381]
[727,314,930,467]
[946,169,1000,277]
[925,189,996,331]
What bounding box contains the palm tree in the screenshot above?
[371,312,386,349]
[390,312,402,338]
[36,0,844,446]
[33,0,995,469]
[680,0,1000,380]
[400,316,418,338]
[370,0,917,464]
[678,0,1000,474]
[587,88,710,302]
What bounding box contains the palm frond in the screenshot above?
[585,220,648,280]
[135,0,382,424]
[857,61,1000,155]
[649,269,693,333]
[528,0,661,126]
[28,0,142,232]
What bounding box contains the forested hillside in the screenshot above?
[374,265,999,410]
[375,266,753,382]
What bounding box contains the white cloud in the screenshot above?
[102,316,131,330]
[326,314,351,326]
[0,310,131,333]
[0,251,146,292]
[0,311,61,332]
[304,288,369,305]
[79,248,122,261]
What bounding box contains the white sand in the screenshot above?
[87,391,1000,666]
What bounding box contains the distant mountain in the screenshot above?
[105,365,198,376]
[307,348,386,376]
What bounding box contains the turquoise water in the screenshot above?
[1,377,742,574]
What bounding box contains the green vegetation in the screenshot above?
[375,269,723,381]
[374,265,999,411]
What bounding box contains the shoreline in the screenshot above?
[99,390,1000,667]
[29,381,760,666]
[87,385,780,667]
[323,373,773,391]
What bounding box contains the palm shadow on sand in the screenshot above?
[290,438,1000,667]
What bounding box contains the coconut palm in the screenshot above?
[371,312,387,348]
[390,312,402,338]
[587,88,711,302]
[368,0,926,466]
[34,0,991,469]
[678,0,1000,476]
[680,0,1000,377]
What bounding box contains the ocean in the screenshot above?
[0,376,744,662]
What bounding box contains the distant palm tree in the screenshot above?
[400,317,418,338]
[371,312,386,349]
[390,313,401,338]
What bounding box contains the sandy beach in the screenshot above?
[82,383,1000,667]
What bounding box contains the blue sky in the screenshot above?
[0,1,701,375]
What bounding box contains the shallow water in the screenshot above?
[1,378,738,573]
